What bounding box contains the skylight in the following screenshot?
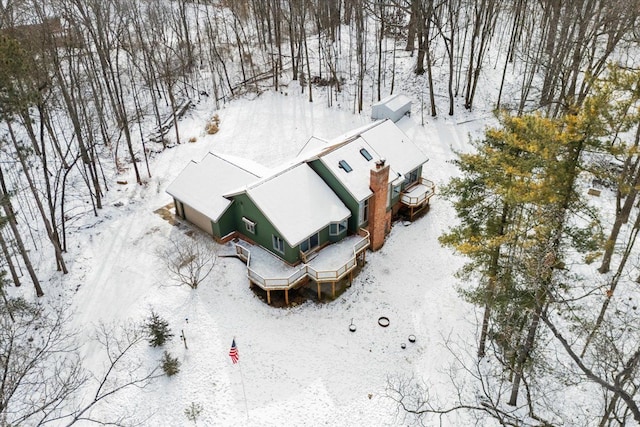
[360,148,373,161]
[338,160,353,173]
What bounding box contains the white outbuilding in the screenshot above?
[371,94,411,122]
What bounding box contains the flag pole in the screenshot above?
[235,337,250,420]
[238,358,250,420]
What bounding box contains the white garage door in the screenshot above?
[183,204,213,235]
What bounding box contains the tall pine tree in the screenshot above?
[441,101,608,405]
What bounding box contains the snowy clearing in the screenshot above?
[33,91,488,426]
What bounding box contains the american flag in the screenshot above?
[229,339,239,364]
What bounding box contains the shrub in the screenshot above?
[145,310,173,347]
[184,402,203,423]
[161,351,181,376]
[205,114,220,134]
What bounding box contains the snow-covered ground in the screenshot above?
[35,89,491,426]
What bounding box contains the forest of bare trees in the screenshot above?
[0,0,635,296]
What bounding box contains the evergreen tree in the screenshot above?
[161,351,180,377]
[145,310,173,347]
[441,103,608,405]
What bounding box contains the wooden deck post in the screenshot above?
[349,271,353,285]
[317,282,321,300]
[332,282,336,298]
[285,289,289,305]
[267,290,271,305]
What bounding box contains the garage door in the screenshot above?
[183,204,213,235]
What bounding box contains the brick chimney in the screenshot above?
[368,159,392,251]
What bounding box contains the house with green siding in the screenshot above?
[167,107,434,267]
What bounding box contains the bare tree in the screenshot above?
[64,321,161,426]
[0,297,161,426]
[541,310,640,425]
[157,235,216,289]
[385,336,552,426]
[433,0,459,116]
[0,298,85,426]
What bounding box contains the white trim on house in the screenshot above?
[329,219,348,236]
[272,235,285,254]
[358,197,370,226]
[242,217,256,234]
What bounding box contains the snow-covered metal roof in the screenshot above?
[296,136,330,159]
[245,163,350,247]
[360,119,428,176]
[319,136,379,202]
[166,152,260,221]
[371,94,411,121]
[318,120,428,202]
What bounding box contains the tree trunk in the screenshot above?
[496,0,523,110]
[478,203,510,357]
[5,119,68,274]
[583,207,640,356]
[600,126,640,273]
[0,167,42,297]
[0,228,21,287]
[508,299,544,406]
[405,0,420,52]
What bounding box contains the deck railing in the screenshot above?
[235,244,251,263]
[307,257,358,282]
[306,229,369,282]
[248,266,307,290]
[401,178,435,207]
[237,228,370,291]
[354,228,370,253]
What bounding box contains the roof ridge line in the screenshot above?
[207,152,262,178]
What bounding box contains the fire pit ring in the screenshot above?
[378,316,390,327]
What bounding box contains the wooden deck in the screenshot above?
[401,178,435,220]
[235,229,370,305]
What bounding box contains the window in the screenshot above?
[242,217,256,234]
[359,198,370,225]
[329,219,348,236]
[299,233,319,253]
[359,148,373,161]
[392,184,402,199]
[338,160,353,173]
[272,235,285,254]
[407,169,419,185]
